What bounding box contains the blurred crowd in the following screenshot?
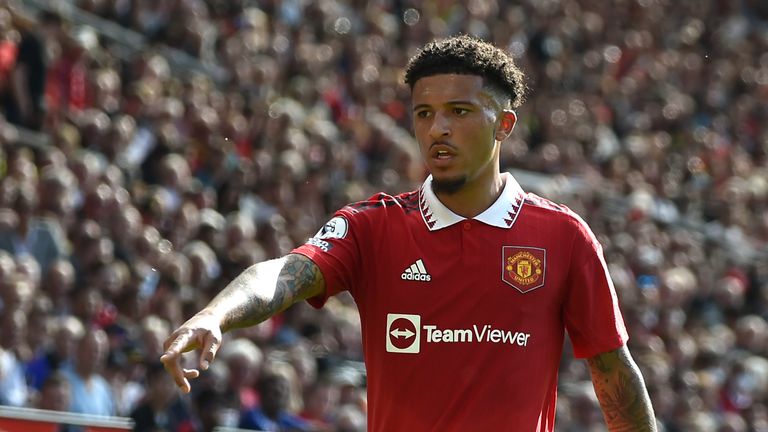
[0,0,767,431]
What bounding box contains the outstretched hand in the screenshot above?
[160,311,223,393]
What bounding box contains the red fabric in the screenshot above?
[0,41,17,90]
[293,187,627,431]
[175,420,197,432]
[46,55,90,115]
[0,418,57,432]
[85,427,131,432]
[67,59,88,111]
[0,418,130,432]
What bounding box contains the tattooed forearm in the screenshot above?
[587,346,657,432]
[205,254,325,332]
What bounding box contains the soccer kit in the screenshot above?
[292,173,628,431]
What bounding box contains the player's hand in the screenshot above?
[160,311,223,393]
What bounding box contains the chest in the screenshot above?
[357,218,572,324]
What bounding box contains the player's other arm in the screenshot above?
[587,344,657,431]
[160,253,325,392]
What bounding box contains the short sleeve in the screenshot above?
[292,209,364,308]
[563,216,628,358]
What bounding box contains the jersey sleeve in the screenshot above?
[563,215,628,359]
[291,208,364,308]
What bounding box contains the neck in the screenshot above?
[434,171,504,218]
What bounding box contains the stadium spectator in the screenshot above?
[130,361,200,432]
[0,169,69,272]
[238,360,311,432]
[0,306,28,406]
[42,258,76,315]
[216,337,263,411]
[62,328,116,416]
[36,371,71,412]
[25,314,83,392]
[0,7,16,95]
[35,371,79,432]
[190,386,239,432]
[299,379,338,432]
[1,9,63,130]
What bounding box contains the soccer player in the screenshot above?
[160,35,657,431]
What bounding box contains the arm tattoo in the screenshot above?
[587,346,657,432]
[275,254,325,308]
[212,254,325,332]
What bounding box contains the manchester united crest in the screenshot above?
[502,246,546,293]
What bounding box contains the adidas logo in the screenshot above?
[401,259,432,282]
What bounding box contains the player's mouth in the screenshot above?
[429,144,457,162]
[429,146,458,168]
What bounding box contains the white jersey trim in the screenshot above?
[419,172,526,231]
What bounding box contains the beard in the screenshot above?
[432,175,467,195]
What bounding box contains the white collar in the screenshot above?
[419,172,526,231]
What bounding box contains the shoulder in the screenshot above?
[522,193,603,253]
[521,193,584,225]
[341,190,420,217]
[521,193,598,239]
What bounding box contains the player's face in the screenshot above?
[411,74,514,194]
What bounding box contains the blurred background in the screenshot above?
[0,0,766,431]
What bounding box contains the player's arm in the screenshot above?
[160,253,325,392]
[587,344,657,431]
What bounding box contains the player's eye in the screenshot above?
[453,107,469,116]
[415,110,432,119]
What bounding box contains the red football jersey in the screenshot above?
[292,173,628,432]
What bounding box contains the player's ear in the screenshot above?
[495,110,517,141]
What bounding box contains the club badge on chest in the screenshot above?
[502,246,546,293]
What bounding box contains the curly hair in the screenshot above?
[404,35,527,109]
